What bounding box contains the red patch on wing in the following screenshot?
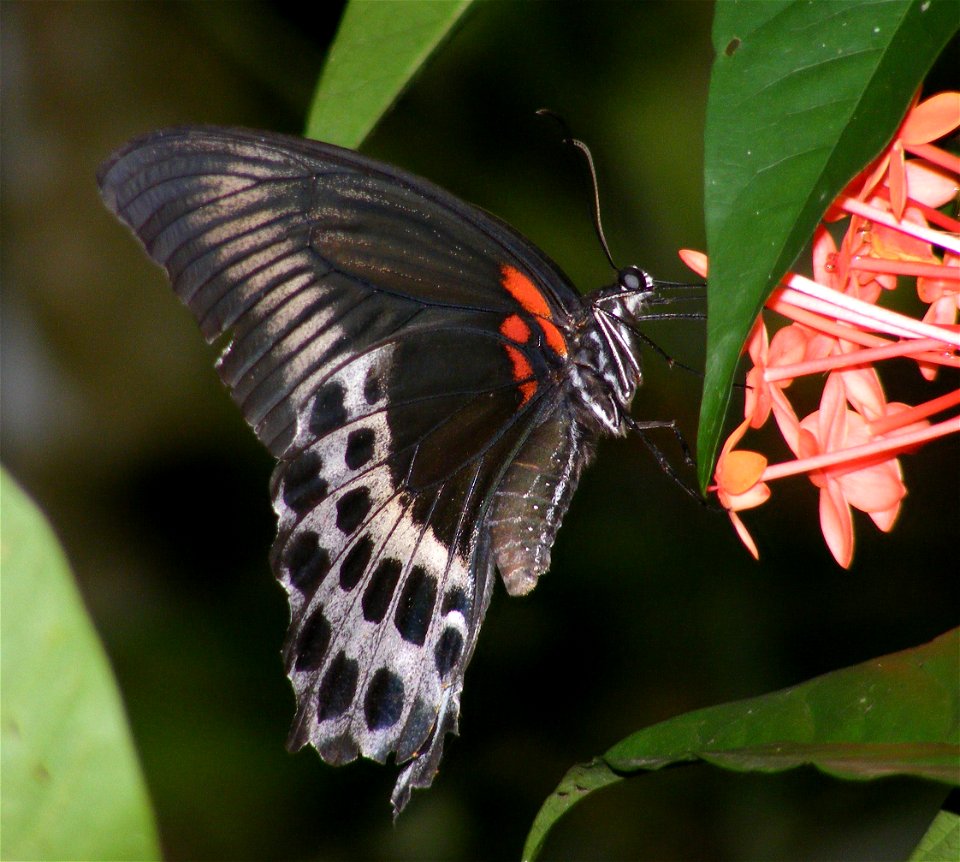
[537,318,568,358]
[504,344,537,406]
[500,313,531,343]
[500,264,568,357]
[501,264,550,316]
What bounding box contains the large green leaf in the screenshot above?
[697,0,959,488]
[523,628,959,861]
[0,467,161,861]
[305,0,475,147]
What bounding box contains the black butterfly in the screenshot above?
[98,127,681,814]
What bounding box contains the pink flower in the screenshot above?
[713,418,770,561]
[682,90,959,565]
[794,374,911,567]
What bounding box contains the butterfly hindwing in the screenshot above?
[97,127,585,812]
[270,324,555,809]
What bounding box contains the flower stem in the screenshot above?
[904,142,960,175]
[760,416,960,482]
[849,257,960,280]
[840,196,960,255]
[763,338,960,383]
[868,389,960,436]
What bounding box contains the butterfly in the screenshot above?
[97,126,684,814]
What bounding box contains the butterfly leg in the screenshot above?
[623,416,705,504]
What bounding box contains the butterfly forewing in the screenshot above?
[97,127,587,812]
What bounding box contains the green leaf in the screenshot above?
[908,809,960,862]
[0,467,161,861]
[524,629,959,861]
[697,0,959,488]
[305,0,475,147]
[520,759,623,862]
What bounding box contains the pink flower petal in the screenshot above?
[745,366,771,427]
[768,324,809,378]
[904,160,959,209]
[818,374,849,452]
[813,227,840,287]
[917,253,960,304]
[716,448,768,497]
[869,503,901,533]
[837,366,886,420]
[679,249,708,278]
[729,510,761,560]
[870,203,939,264]
[889,141,907,218]
[770,388,802,454]
[837,461,906,513]
[820,481,854,568]
[899,92,960,146]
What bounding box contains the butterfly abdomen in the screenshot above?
[487,410,597,596]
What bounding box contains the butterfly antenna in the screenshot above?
[538,111,711,382]
[536,108,618,271]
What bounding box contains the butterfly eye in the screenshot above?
[618,265,652,293]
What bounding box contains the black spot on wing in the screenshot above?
[362,557,402,623]
[339,535,373,591]
[317,651,359,722]
[294,607,332,672]
[441,586,468,616]
[282,453,328,513]
[364,668,405,730]
[363,366,382,405]
[345,427,375,469]
[285,531,331,597]
[309,381,347,438]
[336,487,371,535]
[394,565,437,646]
[434,627,464,677]
[395,696,434,762]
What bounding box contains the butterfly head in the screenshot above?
[589,265,656,322]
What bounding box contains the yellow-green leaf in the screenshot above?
[1,467,160,861]
[306,0,475,147]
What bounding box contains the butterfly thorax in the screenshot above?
[566,266,654,436]
[487,268,654,597]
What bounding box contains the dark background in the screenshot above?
[2,3,957,860]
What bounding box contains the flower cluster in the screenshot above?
[686,92,960,567]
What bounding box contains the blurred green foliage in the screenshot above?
[1,469,160,861]
[306,0,473,147]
